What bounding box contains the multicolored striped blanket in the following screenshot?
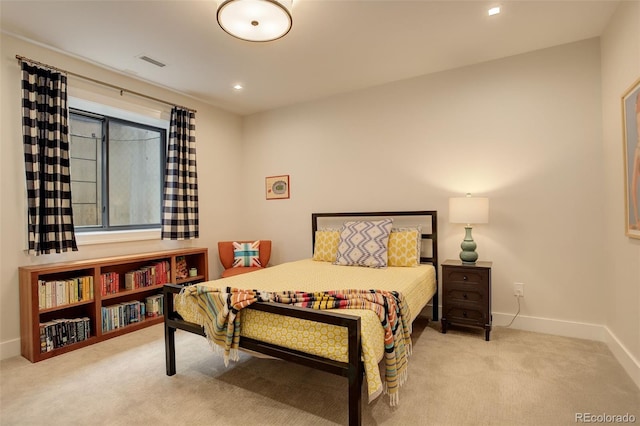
[178,285,413,405]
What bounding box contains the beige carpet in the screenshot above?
[1,317,638,426]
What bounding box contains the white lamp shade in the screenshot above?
[449,196,489,225]
[217,0,292,42]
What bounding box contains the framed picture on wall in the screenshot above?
[266,175,290,200]
[622,77,640,239]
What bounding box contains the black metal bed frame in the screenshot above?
[163,211,438,426]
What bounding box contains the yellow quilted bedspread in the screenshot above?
[176,258,436,403]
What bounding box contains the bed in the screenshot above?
[163,211,438,426]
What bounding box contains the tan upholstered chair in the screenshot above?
[218,240,272,278]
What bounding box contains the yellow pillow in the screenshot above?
[312,230,340,262]
[387,228,421,267]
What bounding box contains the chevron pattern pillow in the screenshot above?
[334,219,393,268]
[232,240,262,268]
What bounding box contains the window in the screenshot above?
[69,108,166,231]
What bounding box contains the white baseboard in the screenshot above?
[1,337,21,361]
[491,311,607,341]
[603,326,640,390]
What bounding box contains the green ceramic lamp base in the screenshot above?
[459,226,478,264]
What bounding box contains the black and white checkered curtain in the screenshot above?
[21,62,78,255]
[161,107,199,240]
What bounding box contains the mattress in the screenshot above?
[176,258,436,402]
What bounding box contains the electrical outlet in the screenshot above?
[514,282,524,297]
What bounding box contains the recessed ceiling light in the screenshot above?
[488,6,501,16]
[233,84,243,90]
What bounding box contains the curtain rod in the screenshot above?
[15,54,197,113]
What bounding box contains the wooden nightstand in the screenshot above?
[441,259,492,341]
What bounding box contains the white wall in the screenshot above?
[0,33,244,358]
[601,0,640,387]
[242,39,606,337]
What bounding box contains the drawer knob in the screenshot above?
[463,293,468,299]
[463,311,468,317]
[463,275,468,281]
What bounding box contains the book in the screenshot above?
[39,323,47,353]
[88,276,94,300]
[76,277,82,301]
[43,321,55,352]
[55,281,65,307]
[125,271,135,290]
[83,317,91,339]
[45,281,52,308]
[145,294,164,317]
[38,280,46,309]
[67,319,76,344]
[74,318,85,343]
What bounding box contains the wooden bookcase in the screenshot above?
[19,247,208,362]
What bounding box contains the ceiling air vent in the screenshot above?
[139,55,166,68]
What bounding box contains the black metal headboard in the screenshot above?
[311,210,438,266]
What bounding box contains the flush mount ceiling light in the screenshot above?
[216,0,292,42]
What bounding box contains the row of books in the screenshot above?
[102,301,144,332]
[39,317,91,353]
[125,260,171,290]
[101,294,164,332]
[100,271,120,296]
[38,276,94,310]
[99,260,171,296]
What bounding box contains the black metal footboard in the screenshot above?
[163,284,363,426]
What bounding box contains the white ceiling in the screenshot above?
[0,0,621,116]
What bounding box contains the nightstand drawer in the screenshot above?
[443,305,486,324]
[445,269,488,286]
[445,284,486,303]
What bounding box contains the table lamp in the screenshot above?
[449,193,489,264]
